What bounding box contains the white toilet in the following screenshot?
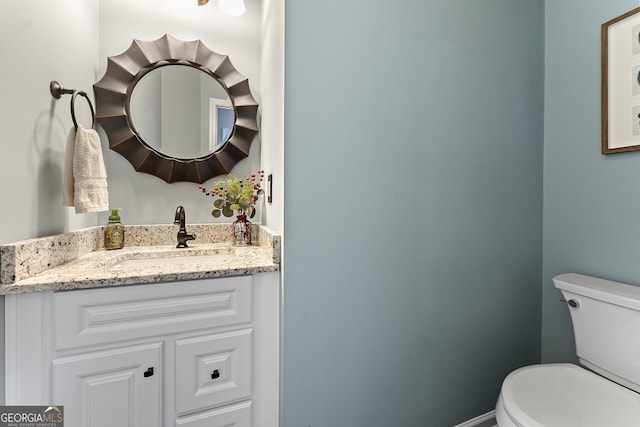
[495,273,640,426]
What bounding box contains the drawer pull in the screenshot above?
[144,367,154,377]
[211,369,220,380]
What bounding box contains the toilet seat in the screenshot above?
[498,363,640,427]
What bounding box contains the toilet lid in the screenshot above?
[501,363,640,427]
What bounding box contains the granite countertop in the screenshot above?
[0,224,280,295]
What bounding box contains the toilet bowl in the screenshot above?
[495,273,640,426]
[495,364,640,427]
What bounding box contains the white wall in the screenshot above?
[0,1,100,245]
[0,1,269,240]
[260,0,285,233]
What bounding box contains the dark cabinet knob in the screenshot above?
[211,369,220,380]
[144,367,154,377]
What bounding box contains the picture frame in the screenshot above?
[602,7,640,154]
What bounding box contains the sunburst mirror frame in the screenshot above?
[93,34,259,183]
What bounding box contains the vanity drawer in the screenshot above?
[175,328,252,414]
[53,276,252,351]
[175,400,252,426]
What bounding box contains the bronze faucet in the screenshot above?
[174,205,196,248]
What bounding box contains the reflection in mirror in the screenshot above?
[211,98,234,151]
[130,65,234,159]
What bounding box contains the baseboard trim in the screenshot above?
[453,410,497,427]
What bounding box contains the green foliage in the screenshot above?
[198,171,265,220]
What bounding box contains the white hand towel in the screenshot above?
[62,127,76,208]
[62,125,109,213]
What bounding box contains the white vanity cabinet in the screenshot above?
[5,273,280,427]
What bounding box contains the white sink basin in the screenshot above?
[113,252,235,268]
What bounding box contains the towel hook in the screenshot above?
[50,81,96,130]
[49,81,74,99]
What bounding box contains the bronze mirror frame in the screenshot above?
[93,34,259,183]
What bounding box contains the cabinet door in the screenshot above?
[52,342,162,427]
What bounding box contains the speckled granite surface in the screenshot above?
[0,224,280,295]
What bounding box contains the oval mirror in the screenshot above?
[129,65,234,159]
[93,34,259,184]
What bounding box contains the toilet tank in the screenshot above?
[554,273,640,394]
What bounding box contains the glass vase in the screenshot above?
[233,213,252,246]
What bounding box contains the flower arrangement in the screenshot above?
[198,170,265,220]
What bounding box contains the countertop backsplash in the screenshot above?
[0,224,280,293]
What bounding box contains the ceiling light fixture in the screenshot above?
[197,0,208,5]
[217,0,246,16]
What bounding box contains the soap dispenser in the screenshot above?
[104,208,124,250]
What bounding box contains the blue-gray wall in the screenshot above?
[283,1,544,425]
[542,1,640,362]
